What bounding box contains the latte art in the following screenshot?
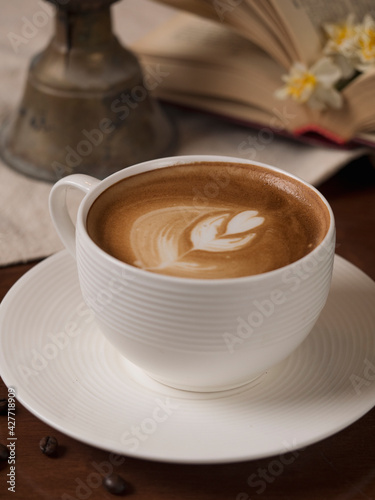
[132,208,265,276]
[87,162,330,279]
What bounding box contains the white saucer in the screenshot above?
[1,251,375,464]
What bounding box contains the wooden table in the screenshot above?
[1,155,375,499]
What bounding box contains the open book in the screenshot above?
[132,0,375,147]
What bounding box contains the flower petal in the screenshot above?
[309,85,343,110]
[331,53,357,78]
[312,57,342,85]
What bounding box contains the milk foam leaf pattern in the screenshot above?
[190,210,264,253]
[159,225,180,263]
[224,210,265,235]
[190,214,227,249]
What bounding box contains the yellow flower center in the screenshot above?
[334,25,353,45]
[288,72,317,101]
[359,27,375,60]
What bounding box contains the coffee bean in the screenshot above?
[39,436,58,456]
[103,473,129,495]
[0,444,9,461]
[0,399,7,416]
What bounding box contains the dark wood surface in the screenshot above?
[1,155,375,499]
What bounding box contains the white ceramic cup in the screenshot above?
[49,155,335,392]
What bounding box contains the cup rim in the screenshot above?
[76,154,335,285]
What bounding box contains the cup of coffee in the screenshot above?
[49,155,335,392]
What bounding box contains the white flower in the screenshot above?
[275,57,343,110]
[323,14,375,74]
[324,14,357,55]
[323,14,358,77]
[356,14,375,71]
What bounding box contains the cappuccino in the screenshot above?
[87,162,330,279]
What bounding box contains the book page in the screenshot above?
[355,131,375,147]
[285,0,375,32]
[155,89,303,132]
[150,0,217,18]
[245,0,300,63]
[138,56,284,109]
[269,0,375,65]
[341,70,375,132]
[151,0,292,67]
[213,3,292,67]
[134,14,285,72]
[304,71,375,142]
[133,15,300,118]
[134,12,311,132]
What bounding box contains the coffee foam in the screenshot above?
[87,162,330,279]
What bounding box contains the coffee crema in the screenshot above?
[87,162,330,279]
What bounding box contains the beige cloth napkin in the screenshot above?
[0,0,366,266]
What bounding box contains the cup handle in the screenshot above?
[49,174,100,258]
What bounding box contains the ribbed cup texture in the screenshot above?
[76,224,335,391]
